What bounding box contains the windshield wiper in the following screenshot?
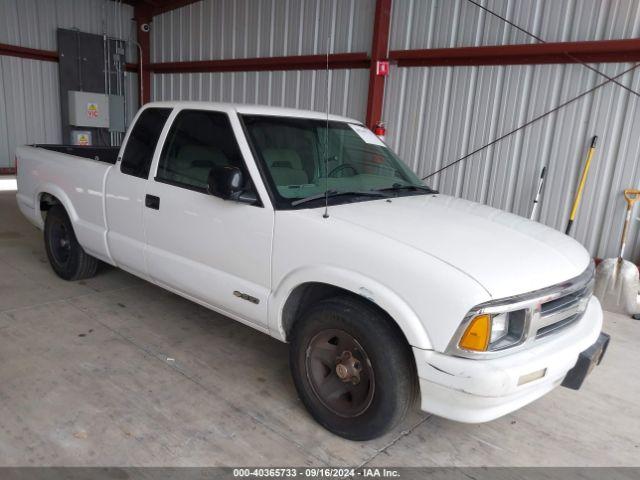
[291,190,390,207]
[375,184,438,195]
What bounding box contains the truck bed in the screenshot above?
[15,144,116,264]
[32,145,119,164]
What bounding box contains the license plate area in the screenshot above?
[561,332,610,390]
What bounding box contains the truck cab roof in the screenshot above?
[142,101,362,125]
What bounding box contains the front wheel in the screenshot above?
[289,296,416,440]
[44,205,98,281]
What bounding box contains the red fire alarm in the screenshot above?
[376,60,389,76]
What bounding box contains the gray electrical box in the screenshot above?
[68,91,110,128]
[108,95,126,133]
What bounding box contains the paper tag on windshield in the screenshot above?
[349,124,386,147]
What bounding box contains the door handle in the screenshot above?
[145,194,160,210]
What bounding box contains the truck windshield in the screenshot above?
[241,115,433,209]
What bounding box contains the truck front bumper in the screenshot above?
[413,296,604,423]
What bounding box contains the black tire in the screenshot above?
[289,296,416,440]
[44,205,98,281]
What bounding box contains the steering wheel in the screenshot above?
[328,163,358,178]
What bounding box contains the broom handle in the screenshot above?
[566,136,598,235]
[619,189,640,262]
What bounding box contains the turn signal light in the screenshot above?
[459,314,490,351]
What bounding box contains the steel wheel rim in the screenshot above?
[305,329,375,418]
[50,220,71,265]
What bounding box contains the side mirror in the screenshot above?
[207,166,256,204]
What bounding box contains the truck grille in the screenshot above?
[446,262,596,359]
[535,283,593,339]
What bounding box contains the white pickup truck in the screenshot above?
[16,102,608,440]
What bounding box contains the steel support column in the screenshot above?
[365,0,392,129]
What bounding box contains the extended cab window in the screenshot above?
[120,108,171,179]
[156,110,247,191]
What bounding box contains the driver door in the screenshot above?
[143,108,273,329]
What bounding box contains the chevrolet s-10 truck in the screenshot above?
[15,102,609,440]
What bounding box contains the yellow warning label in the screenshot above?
[87,103,99,119]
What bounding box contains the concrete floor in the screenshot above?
[0,190,638,467]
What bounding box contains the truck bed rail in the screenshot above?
[31,145,119,164]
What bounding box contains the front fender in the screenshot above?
[268,265,433,350]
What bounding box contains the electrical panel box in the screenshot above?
[68,91,110,128]
[108,95,126,133]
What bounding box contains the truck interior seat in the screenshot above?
[263,148,309,186]
[165,144,230,187]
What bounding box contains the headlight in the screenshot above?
[458,310,526,352]
[448,262,595,358]
[490,313,509,343]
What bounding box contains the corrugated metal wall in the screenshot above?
[0,0,135,52]
[150,0,372,119]
[384,0,640,261]
[390,0,640,49]
[0,57,61,169]
[152,69,369,120]
[151,0,374,62]
[0,0,136,169]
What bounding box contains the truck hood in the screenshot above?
[326,194,591,299]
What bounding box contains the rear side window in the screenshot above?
[156,110,246,191]
[120,108,171,179]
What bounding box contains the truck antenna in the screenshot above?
[322,2,331,219]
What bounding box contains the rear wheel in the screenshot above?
[44,205,98,281]
[289,296,416,440]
